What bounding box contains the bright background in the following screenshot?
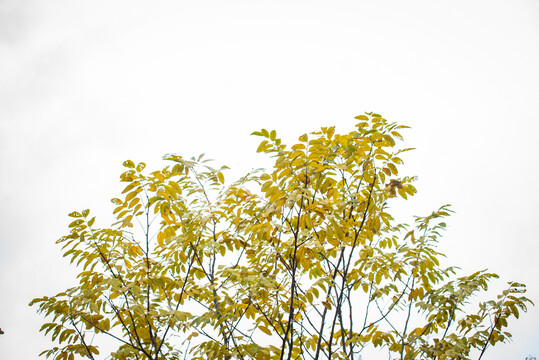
[1,1,538,358]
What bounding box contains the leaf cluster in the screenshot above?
[31,113,532,360]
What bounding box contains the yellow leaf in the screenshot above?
[136,162,146,172]
[121,183,136,194]
[304,214,312,229]
[322,301,332,310]
[169,181,183,194]
[126,191,138,202]
[257,140,268,153]
[128,197,140,208]
[383,134,395,146]
[259,325,272,336]
[69,219,83,228]
[217,172,225,184]
[387,163,398,175]
[261,181,273,192]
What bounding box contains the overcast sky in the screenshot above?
[1,0,538,358]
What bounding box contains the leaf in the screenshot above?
[69,219,84,228]
[362,283,369,293]
[387,163,398,175]
[169,180,183,195]
[123,160,135,168]
[259,325,272,336]
[383,134,396,146]
[217,172,225,184]
[327,126,335,139]
[126,191,138,202]
[136,162,146,172]
[261,181,273,192]
[257,140,268,153]
[322,301,332,310]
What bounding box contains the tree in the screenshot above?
[31,113,532,360]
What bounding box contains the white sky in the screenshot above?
[1,0,538,358]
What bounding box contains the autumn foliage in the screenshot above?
[31,114,532,359]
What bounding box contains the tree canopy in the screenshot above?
[31,113,532,360]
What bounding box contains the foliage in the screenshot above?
[31,113,532,360]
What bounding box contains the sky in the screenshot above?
[1,0,538,358]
